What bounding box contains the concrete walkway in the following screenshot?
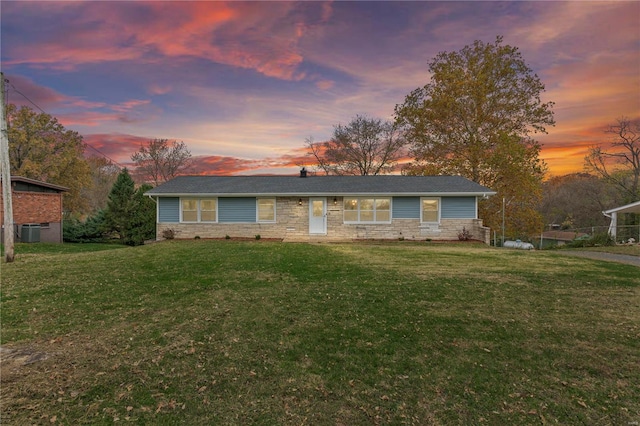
[555,250,640,267]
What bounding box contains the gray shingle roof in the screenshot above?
[145,175,495,196]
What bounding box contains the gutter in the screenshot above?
[144,191,498,198]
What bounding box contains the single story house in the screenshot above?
[0,176,68,243]
[145,173,496,243]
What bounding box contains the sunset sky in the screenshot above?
[2,1,639,177]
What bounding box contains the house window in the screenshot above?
[182,199,198,222]
[257,198,276,222]
[343,197,391,223]
[421,198,440,223]
[181,198,217,222]
[344,198,359,222]
[200,199,217,222]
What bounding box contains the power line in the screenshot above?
[7,81,46,114]
[84,142,125,169]
[6,78,125,168]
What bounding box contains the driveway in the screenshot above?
[555,250,640,267]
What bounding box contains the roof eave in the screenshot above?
[603,200,640,215]
[4,176,70,192]
[146,191,497,197]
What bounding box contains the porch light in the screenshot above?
[298,198,303,206]
[333,197,338,205]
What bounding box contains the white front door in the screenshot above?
[309,197,327,235]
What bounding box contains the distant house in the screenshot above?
[540,230,588,248]
[0,176,68,243]
[145,173,496,244]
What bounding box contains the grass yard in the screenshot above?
[1,240,638,425]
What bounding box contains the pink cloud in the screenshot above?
[59,101,154,127]
[83,133,151,164]
[315,79,335,90]
[4,2,313,81]
[147,84,172,95]
[4,74,69,110]
[5,74,155,127]
[191,156,261,176]
[81,134,312,176]
[190,147,313,176]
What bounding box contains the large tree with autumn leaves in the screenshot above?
[395,36,555,238]
[7,104,91,215]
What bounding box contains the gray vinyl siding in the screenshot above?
[158,197,180,223]
[219,198,256,223]
[392,197,420,219]
[441,197,476,219]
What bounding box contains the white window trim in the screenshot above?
[180,198,218,223]
[199,198,218,223]
[420,197,441,224]
[256,197,277,223]
[180,198,198,223]
[343,197,392,224]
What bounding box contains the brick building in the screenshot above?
[0,176,68,243]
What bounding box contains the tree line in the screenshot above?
[303,37,638,239]
[4,36,638,243]
[5,104,192,245]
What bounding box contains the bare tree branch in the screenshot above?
[304,115,408,176]
[131,139,192,185]
[585,117,640,201]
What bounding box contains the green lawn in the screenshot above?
[1,240,638,425]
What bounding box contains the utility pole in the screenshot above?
[1,72,15,262]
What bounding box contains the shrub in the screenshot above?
[457,227,473,241]
[225,235,231,240]
[63,211,108,243]
[565,232,615,248]
[162,228,175,240]
[255,234,261,240]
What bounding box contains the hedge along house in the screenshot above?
[145,173,496,244]
[0,176,68,243]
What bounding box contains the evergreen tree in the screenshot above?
[104,169,155,245]
[63,210,108,243]
[127,184,156,246]
[104,168,136,242]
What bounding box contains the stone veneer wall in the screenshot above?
[156,196,491,244]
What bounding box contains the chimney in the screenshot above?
[299,167,307,178]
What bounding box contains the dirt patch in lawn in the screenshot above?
[0,345,49,369]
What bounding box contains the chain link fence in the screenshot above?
[573,225,640,244]
[491,225,640,248]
